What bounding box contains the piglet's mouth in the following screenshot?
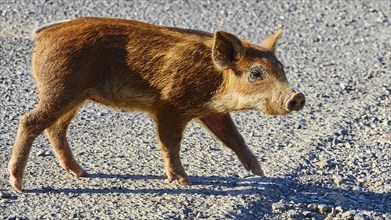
[260,106,291,116]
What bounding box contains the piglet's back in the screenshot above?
[30,17,221,110]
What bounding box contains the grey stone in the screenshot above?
[354,213,365,220]
[302,211,312,217]
[287,209,298,217]
[335,206,344,213]
[272,202,286,211]
[7,215,16,220]
[342,210,355,219]
[327,207,337,218]
[307,203,318,212]
[36,150,50,157]
[315,159,331,169]
[318,204,331,214]
[332,174,343,185]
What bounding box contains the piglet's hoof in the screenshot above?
[241,157,265,177]
[166,170,192,186]
[177,178,192,186]
[250,164,265,176]
[61,162,88,177]
[9,176,23,193]
[167,175,192,186]
[68,168,88,178]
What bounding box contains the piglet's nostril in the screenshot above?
[287,92,305,111]
[300,99,305,108]
[288,100,297,110]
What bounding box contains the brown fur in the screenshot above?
[8,17,305,192]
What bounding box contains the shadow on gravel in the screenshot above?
[87,173,166,180]
[25,174,390,215]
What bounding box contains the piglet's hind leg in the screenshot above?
[8,96,84,192]
[45,105,87,178]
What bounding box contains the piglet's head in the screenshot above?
[212,30,305,115]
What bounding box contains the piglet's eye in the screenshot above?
[249,68,264,82]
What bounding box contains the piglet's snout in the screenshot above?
[286,92,305,111]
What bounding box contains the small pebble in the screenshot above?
[307,203,318,211]
[315,159,330,169]
[354,213,365,220]
[272,202,286,211]
[37,150,50,157]
[7,215,16,220]
[342,210,355,219]
[318,204,331,214]
[302,211,312,217]
[287,209,298,217]
[327,208,337,218]
[335,206,343,213]
[332,174,343,185]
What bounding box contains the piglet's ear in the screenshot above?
[212,31,244,70]
[261,29,282,53]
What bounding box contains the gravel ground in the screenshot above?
[1,0,390,219]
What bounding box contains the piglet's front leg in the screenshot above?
[199,113,264,176]
[155,110,191,186]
